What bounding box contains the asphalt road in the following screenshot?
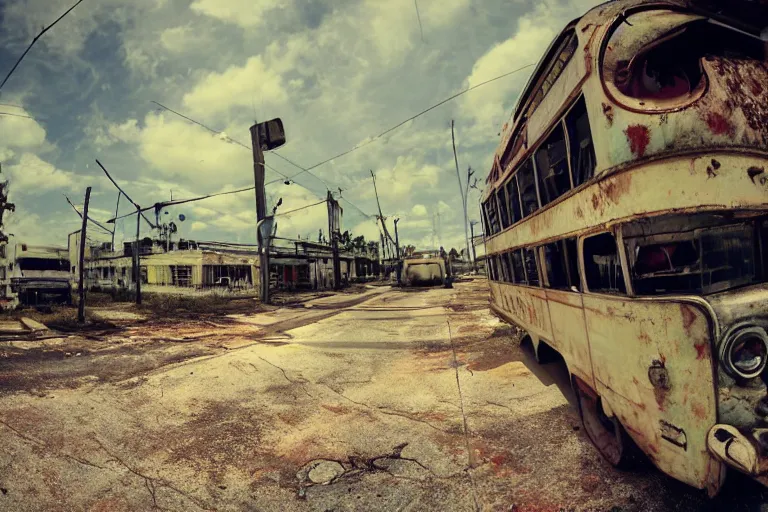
[0,279,766,511]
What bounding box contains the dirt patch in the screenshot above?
[0,341,216,394]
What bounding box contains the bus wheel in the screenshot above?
[574,378,639,470]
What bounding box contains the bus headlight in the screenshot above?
[721,326,768,380]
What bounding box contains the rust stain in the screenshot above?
[601,102,614,126]
[574,205,584,219]
[639,332,652,345]
[694,343,708,360]
[654,387,668,411]
[692,402,707,420]
[680,304,696,336]
[748,166,765,184]
[624,124,650,157]
[705,112,734,136]
[590,193,600,211]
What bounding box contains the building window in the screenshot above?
[517,159,539,218]
[565,96,595,187]
[583,232,626,294]
[542,238,580,291]
[535,123,571,206]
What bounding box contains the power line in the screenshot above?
[273,199,326,218]
[63,195,113,235]
[150,100,293,182]
[0,0,85,92]
[277,63,536,179]
[150,100,371,219]
[0,112,37,120]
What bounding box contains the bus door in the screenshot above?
[539,238,593,387]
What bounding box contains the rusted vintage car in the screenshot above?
[480,0,768,496]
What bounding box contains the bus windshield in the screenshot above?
[624,219,765,295]
[17,258,70,272]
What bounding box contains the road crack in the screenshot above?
[0,417,105,471]
[258,356,313,398]
[93,437,211,511]
[447,318,481,512]
[319,384,452,434]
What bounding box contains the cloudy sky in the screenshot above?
[0,0,599,253]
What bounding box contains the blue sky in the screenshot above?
[0,0,598,252]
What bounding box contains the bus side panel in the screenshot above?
[583,295,719,489]
[545,289,593,387]
[490,282,553,343]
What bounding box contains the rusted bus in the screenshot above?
[402,257,447,287]
[480,0,768,497]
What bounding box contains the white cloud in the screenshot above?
[190,0,284,28]
[191,221,207,231]
[4,153,79,196]
[135,113,252,186]
[182,56,288,117]
[411,204,428,217]
[107,119,141,144]
[459,19,555,135]
[0,110,47,152]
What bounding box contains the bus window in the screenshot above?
[511,249,525,284]
[483,200,501,235]
[542,239,580,290]
[583,232,626,294]
[505,176,522,225]
[535,123,571,206]
[518,159,539,218]
[565,97,595,187]
[497,187,510,229]
[761,220,768,279]
[488,255,497,281]
[499,252,515,283]
[523,247,540,286]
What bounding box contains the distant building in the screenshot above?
[69,236,260,294]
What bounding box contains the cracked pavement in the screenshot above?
[0,279,766,511]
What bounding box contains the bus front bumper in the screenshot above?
[708,424,768,483]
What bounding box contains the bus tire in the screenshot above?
[573,377,641,470]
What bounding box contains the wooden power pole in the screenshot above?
[250,122,270,304]
[451,120,472,274]
[394,217,401,285]
[77,187,91,323]
[327,191,342,290]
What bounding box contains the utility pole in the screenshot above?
[250,121,270,304]
[96,159,147,305]
[110,192,120,252]
[77,187,91,323]
[135,212,141,304]
[470,220,479,272]
[451,120,471,273]
[369,170,396,255]
[394,217,401,285]
[327,191,342,290]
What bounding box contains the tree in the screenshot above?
[448,247,460,261]
[403,244,416,257]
